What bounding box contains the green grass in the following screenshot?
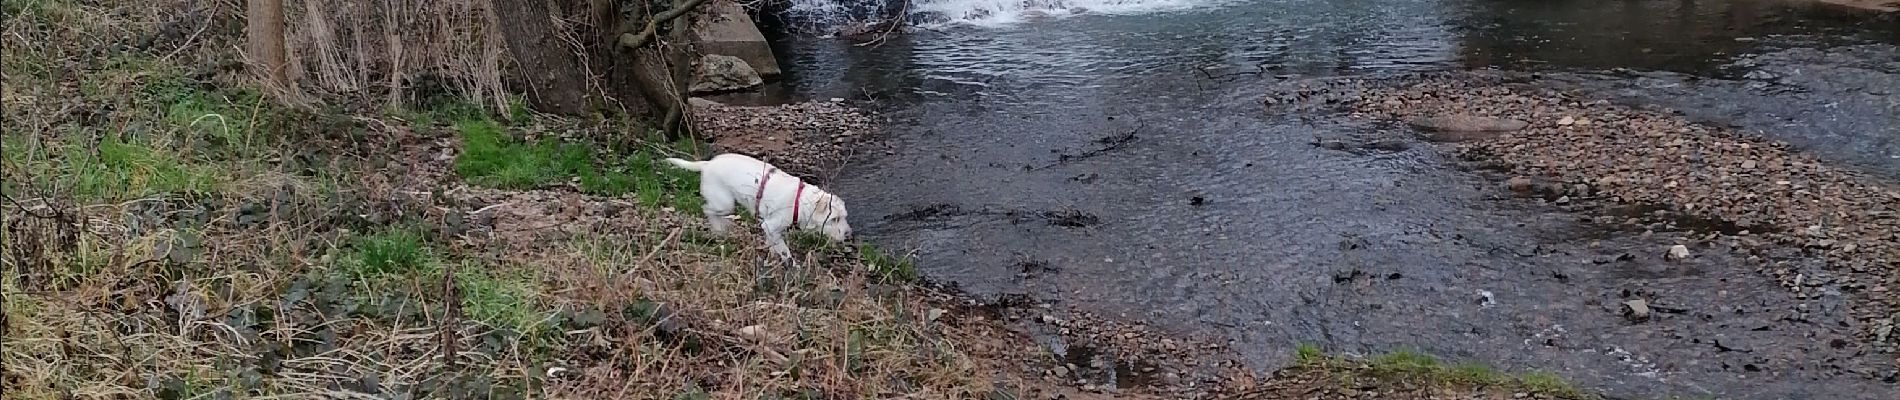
[339,228,549,335]
[348,228,434,277]
[1519,371,1588,398]
[1298,346,1592,399]
[0,52,285,202]
[1368,348,1441,374]
[452,118,584,189]
[454,261,547,334]
[858,244,918,282]
[776,237,916,282]
[147,73,276,156]
[2,133,230,201]
[621,143,703,211]
[1294,343,1326,365]
[450,115,701,209]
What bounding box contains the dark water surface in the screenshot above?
[729,0,1900,398]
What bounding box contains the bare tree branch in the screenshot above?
[617,0,711,50]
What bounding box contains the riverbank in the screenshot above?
[1335,73,1899,359]
[0,4,1602,399]
[1815,0,1900,12]
[0,59,1594,400]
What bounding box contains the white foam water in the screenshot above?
[915,0,1211,27]
[779,0,1215,31]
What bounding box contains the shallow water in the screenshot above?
[734,0,1900,398]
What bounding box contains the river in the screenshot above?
[716,0,1900,398]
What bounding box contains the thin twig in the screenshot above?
[438,262,460,370]
[0,192,66,220]
[157,14,213,62]
[630,227,682,273]
[853,0,911,48]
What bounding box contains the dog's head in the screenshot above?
[809,192,852,241]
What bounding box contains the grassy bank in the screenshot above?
[0,2,966,398]
[1263,345,1590,399]
[1,2,1615,399]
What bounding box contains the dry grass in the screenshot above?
[2,3,1618,400]
[286,0,510,111]
[0,2,1044,399]
[507,205,1022,398]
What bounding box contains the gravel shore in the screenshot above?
[1345,74,1900,355]
[688,98,880,181]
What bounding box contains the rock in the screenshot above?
[1557,116,1576,125]
[687,97,727,109]
[926,308,946,323]
[690,54,763,94]
[1666,244,1691,260]
[1406,114,1528,134]
[737,325,768,341]
[690,1,781,77]
[1623,299,1651,321]
[1507,177,1536,194]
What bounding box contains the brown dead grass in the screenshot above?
[2,3,1623,400]
[1,4,1055,397]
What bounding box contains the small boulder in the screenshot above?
[1623,299,1651,321]
[1407,114,1528,142]
[687,97,727,109]
[1666,244,1691,260]
[1507,176,1536,194]
[690,54,762,94]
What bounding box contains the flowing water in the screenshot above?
[732,0,1900,398]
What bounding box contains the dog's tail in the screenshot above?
[663,158,705,172]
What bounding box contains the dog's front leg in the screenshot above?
[761,221,794,261]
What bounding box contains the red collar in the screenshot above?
[754,166,807,225]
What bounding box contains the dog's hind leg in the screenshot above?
[700,180,737,236]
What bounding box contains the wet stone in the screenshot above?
[1407,114,1530,142]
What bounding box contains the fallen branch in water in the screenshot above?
[1025,125,1143,171]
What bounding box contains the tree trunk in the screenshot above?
[489,0,594,115]
[613,0,701,138]
[589,1,663,125]
[245,0,289,94]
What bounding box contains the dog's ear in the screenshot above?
[811,193,834,216]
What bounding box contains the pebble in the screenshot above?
[1507,176,1535,193]
[1624,299,1652,321]
[1667,244,1691,260]
[690,100,876,177]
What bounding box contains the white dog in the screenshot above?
[664,153,852,260]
